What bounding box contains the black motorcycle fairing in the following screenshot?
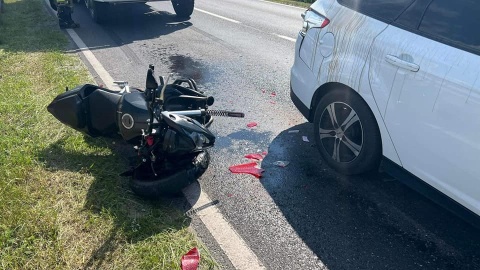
[117,91,150,142]
[161,111,215,155]
[47,84,122,137]
[87,89,122,136]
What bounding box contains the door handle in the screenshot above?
[385,55,420,72]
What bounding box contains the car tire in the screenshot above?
[87,0,107,24]
[313,88,381,175]
[171,0,194,18]
[129,151,210,199]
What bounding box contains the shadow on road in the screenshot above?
[71,2,192,50]
[260,122,480,269]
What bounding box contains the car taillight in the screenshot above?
[300,8,330,36]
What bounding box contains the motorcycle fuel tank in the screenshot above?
[117,92,150,142]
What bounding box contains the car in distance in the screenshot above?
[82,0,194,23]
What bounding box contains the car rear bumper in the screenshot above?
[290,83,310,121]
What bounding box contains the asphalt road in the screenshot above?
[68,0,480,269]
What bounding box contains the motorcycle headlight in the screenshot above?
[190,131,210,149]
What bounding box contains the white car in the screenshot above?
[290,0,480,219]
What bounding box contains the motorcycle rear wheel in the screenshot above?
[129,151,210,198]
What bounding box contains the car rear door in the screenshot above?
[369,0,480,216]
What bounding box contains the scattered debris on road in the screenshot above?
[288,130,300,133]
[244,153,264,161]
[302,136,309,142]
[247,122,258,128]
[229,162,264,178]
[273,161,290,167]
[181,247,200,270]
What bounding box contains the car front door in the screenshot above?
[369,0,480,216]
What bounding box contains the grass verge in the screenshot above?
[265,0,312,8]
[0,0,216,269]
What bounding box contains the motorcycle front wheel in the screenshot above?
[129,151,210,198]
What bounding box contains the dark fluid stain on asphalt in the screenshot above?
[168,55,217,84]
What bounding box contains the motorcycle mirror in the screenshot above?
[146,65,159,90]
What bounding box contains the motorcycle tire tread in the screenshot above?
[129,151,210,199]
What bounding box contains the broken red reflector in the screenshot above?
[229,162,264,178]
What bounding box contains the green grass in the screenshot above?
[266,0,313,8]
[0,0,216,269]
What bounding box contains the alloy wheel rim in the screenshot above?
[319,102,363,163]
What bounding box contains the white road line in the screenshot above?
[43,0,117,89]
[66,30,117,89]
[258,0,307,10]
[275,34,297,42]
[194,8,241,24]
[183,183,265,270]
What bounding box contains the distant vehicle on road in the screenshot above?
[82,0,194,23]
[290,0,480,221]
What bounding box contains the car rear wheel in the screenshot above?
[313,88,381,175]
[171,0,194,18]
[87,0,107,23]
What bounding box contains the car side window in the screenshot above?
[337,0,416,23]
[419,0,480,52]
[394,0,431,30]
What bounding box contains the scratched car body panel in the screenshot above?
[290,0,480,217]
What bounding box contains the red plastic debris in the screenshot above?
[229,162,265,178]
[146,135,154,146]
[181,247,200,270]
[244,153,264,161]
[227,193,234,197]
[247,122,258,128]
[270,92,276,97]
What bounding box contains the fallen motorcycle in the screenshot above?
[47,65,244,198]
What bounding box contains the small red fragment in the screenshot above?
[247,122,258,128]
[146,136,154,146]
[244,153,264,161]
[229,162,265,178]
[270,92,276,97]
[262,89,266,93]
[270,101,276,104]
[227,193,233,197]
[181,247,200,270]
